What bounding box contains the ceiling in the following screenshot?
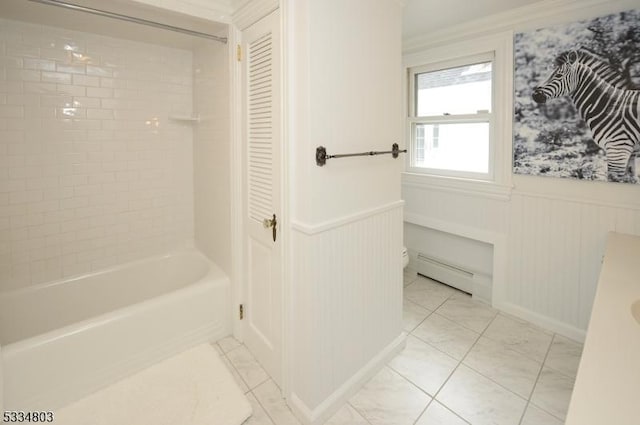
[1,0,546,48]
[402,0,545,40]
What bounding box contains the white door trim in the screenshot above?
[229,23,244,341]
[279,1,292,399]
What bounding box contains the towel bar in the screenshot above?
[315,143,406,166]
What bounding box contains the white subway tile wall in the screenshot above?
[0,19,196,291]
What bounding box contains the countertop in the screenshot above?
[565,232,640,425]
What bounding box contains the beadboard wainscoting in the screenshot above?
[402,0,640,342]
[403,175,640,342]
[507,186,640,335]
[289,201,405,425]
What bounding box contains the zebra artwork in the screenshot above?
[513,9,640,184]
[532,49,640,182]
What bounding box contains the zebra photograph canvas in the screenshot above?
[513,9,640,183]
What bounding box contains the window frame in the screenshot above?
[407,52,496,180]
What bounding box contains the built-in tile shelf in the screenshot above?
[169,114,201,123]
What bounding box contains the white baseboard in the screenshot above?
[495,301,587,343]
[288,332,407,425]
[472,273,492,305]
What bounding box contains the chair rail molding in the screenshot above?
[291,200,405,236]
[402,173,513,202]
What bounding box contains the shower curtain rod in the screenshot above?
[26,0,228,44]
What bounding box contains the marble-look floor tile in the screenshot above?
[530,367,576,421]
[388,335,458,396]
[544,335,583,378]
[412,313,479,360]
[244,392,276,425]
[483,314,553,363]
[324,403,369,425]
[404,268,418,287]
[437,365,526,425]
[350,366,431,425]
[415,401,469,425]
[221,354,250,393]
[520,403,564,425]
[403,298,431,332]
[226,345,270,390]
[404,276,457,311]
[218,335,242,354]
[463,337,542,398]
[435,295,497,333]
[448,290,473,300]
[252,380,301,425]
[210,342,223,356]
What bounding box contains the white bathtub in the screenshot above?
[0,249,231,411]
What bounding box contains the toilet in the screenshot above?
[402,246,409,269]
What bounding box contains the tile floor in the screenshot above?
[215,270,583,425]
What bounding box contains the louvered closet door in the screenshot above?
[242,9,282,385]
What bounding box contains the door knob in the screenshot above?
[262,214,277,242]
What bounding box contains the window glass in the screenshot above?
[415,62,492,117]
[412,123,489,174]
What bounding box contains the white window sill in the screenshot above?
[401,172,512,201]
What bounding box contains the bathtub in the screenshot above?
[0,249,231,411]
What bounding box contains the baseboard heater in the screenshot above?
[415,253,474,294]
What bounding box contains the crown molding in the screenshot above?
[232,0,278,30]
[131,0,234,23]
[402,0,638,54]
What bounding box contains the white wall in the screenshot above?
[290,1,404,225]
[193,38,232,274]
[0,19,195,292]
[402,0,640,341]
[286,0,405,423]
[404,224,493,276]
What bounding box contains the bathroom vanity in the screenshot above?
[565,232,640,425]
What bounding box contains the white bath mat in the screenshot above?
[55,344,252,425]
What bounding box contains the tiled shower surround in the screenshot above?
[0,19,197,291]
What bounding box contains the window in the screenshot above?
[408,53,494,179]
